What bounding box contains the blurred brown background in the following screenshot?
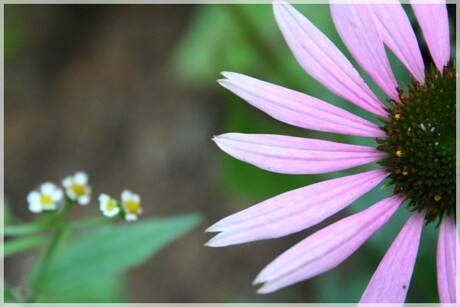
[4,4,310,303]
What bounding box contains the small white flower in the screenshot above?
[62,171,91,205]
[27,182,63,213]
[121,190,142,221]
[98,194,120,217]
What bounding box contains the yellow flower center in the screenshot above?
[71,184,86,197]
[125,200,140,214]
[107,199,117,211]
[40,194,54,206]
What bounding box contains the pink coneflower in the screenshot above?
[206,0,457,303]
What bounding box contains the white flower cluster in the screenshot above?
[99,190,142,221]
[27,171,91,213]
[27,171,142,222]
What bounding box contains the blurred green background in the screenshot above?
[4,3,456,303]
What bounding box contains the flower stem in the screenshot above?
[29,201,72,301]
[4,215,55,236]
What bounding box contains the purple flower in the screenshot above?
[207,1,457,303]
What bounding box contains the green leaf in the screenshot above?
[38,213,202,294]
[4,236,50,258]
[4,282,19,303]
[36,275,125,303]
[4,217,54,236]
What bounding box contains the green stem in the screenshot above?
[29,201,72,301]
[4,236,50,258]
[4,216,55,236]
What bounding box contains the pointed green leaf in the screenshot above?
[4,217,54,236]
[36,275,124,303]
[4,236,50,258]
[38,213,202,293]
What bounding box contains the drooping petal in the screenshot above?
[206,169,387,247]
[437,215,458,303]
[254,195,403,294]
[330,3,399,101]
[78,195,90,205]
[213,133,384,174]
[29,202,43,213]
[273,0,386,116]
[411,1,450,72]
[42,203,57,211]
[359,211,425,303]
[368,2,425,83]
[219,72,385,138]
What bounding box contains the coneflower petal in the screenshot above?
[206,169,387,246]
[273,0,385,116]
[436,215,458,303]
[330,3,399,101]
[368,2,425,83]
[219,72,385,137]
[411,1,450,72]
[213,133,385,175]
[254,195,403,294]
[359,211,425,303]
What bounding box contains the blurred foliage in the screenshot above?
[5,212,202,302]
[172,3,444,303]
[35,214,201,292]
[4,13,22,61]
[4,236,50,258]
[36,275,125,303]
[34,213,201,302]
